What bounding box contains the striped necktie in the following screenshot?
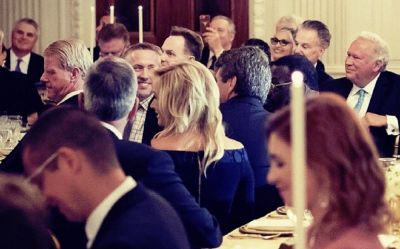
[353,89,366,113]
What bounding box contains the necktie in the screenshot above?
[15,58,22,72]
[209,55,217,70]
[353,89,366,113]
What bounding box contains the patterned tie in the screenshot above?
[15,58,22,72]
[353,89,366,113]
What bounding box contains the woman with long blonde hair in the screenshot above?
[151,61,254,234]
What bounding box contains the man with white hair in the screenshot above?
[322,31,400,157]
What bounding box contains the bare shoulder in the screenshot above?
[151,137,172,150]
[223,137,244,150]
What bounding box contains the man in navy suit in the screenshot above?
[22,107,190,249]
[83,57,222,249]
[215,47,283,218]
[321,32,400,157]
[5,18,44,84]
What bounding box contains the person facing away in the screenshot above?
[321,31,400,157]
[265,54,319,113]
[150,61,255,234]
[22,107,191,249]
[214,46,283,218]
[83,56,222,248]
[267,93,389,249]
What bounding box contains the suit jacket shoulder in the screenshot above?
[142,96,162,145]
[91,184,190,249]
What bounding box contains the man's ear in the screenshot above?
[57,147,83,175]
[70,68,80,84]
[127,97,139,122]
[373,60,383,73]
[227,76,237,94]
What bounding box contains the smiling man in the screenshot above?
[6,18,44,83]
[123,42,162,144]
[161,26,203,67]
[321,31,400,157]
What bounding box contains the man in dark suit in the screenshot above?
[215,46,283,218]
[295,20,333,88]
[201,15,236,70]
[83,57,221,249]
[123,42,162,145]
[5,18,44,84]
[0,30,43,121]
[22,107,190,249]
[0,38,93,177]
[321,32,400,157]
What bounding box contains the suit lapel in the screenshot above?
[367,73,387,113]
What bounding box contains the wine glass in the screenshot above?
[285,206,313,227]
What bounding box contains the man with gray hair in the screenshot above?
[214,46,283,218]
[322,31,400,157]
[41,39,92,106]
[295,19,333,87]
[6,18,44,83]
[201,15,236,69]
[84,57,222,248]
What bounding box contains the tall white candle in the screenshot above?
[291,71,306,249]
[138,6,143,43]
[110,5,115,24]
[90,6,95,60]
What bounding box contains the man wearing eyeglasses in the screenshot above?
[294,20,333,88]
[123,42,162,145]
[22,107,190,249]
[98,23,130,58]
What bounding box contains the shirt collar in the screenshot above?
[57,90,83,105]
[139,94,154,111]
[85,176,137,249]
[101,122,122,139]
[349,73,380,96]
[10,49,31,63]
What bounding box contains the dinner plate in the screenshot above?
[239,225,292,236]
[276,206,287,215]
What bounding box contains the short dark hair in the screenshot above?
[243,38,271,63]
[301,20,331,49]
[22,107,120,173]
[84,57,137,121]
[123,42,162,58]
[170,26,204,61]
[214,46,271,103]
[98,23,130,44]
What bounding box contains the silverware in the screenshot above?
[228,233,282,240]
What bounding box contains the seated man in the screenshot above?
[0,30,43,123]
[84,56,222,248]
[22,107,190,249]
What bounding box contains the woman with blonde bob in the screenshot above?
[266,93,389,249]
[151,61,254,234]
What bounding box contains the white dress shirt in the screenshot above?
[85,176,137,249]
[57,90,83,106]
[10,49,31,74]
[101,122,123,139]
[347,73,399,135]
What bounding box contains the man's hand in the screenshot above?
[202,27,224,56]
[362,112,387,127]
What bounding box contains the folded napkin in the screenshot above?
[245,217,293,233]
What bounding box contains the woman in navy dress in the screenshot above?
[151,61,255,234]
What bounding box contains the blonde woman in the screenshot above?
[151,61,254,234]
[270,28,296,61]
